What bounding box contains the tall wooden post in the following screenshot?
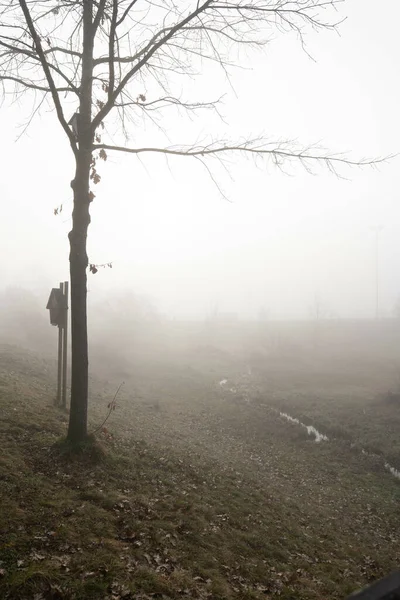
[47,282,69,408]
[57,285,63,406]
[62,281,69,409]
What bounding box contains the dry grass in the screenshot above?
[0,335,400,600]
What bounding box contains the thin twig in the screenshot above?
[90,381,125,436]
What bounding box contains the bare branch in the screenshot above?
[90,0,346,134]
[92,140,391,170]
[0,75,72,93]
[43,46,83,60]
[115,94,225,113]
[91,0,215,131]
[108,0,118,100]
[15,93,48,141]
[0,39,80,95]
[17,0,78,157]
[1,0,383,178]
[116,0,140,27]
[92,0,108,37]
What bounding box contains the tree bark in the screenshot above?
[67,158,91,443]
[66,0,95,444]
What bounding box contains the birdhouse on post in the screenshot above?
[46,282,69,409]
[46,287,64,327]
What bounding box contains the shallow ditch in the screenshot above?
[278,408,400,482]
[279,411,329,442]
[218,372,400,482]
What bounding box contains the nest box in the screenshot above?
[46,288,65,327]
[68,112,80,138]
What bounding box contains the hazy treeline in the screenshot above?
[2,287,400,376]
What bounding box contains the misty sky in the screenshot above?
[1,0,399,320]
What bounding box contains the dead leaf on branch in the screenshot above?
[89,262,112,274]
[90,171,101,185]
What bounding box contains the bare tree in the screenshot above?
[0,0,382,443]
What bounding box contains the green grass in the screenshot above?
[0,342,400,599]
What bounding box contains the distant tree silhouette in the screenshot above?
[0,0,383,443]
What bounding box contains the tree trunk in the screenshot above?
[66,0,94,444]
[67,155,92,443]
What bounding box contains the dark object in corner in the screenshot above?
[347,572,400,600]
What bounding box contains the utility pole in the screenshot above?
[371,226,384,320]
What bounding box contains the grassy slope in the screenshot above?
[0,343,400,600]
[249,353,400,466]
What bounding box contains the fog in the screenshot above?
[1,0,400,321]
[3,3,400,595]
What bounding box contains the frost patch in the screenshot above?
[219,379,237,394]
[280,412,300,426]
[279,412,328,443]
[305,425,329,443]
[385,463,400,480]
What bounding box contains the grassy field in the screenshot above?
[0,323,400,600]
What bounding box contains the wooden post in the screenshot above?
[56,282,63,406]
[62,281,69,409]
[47,282,69,408]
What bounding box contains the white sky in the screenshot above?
[1,0,399,320]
